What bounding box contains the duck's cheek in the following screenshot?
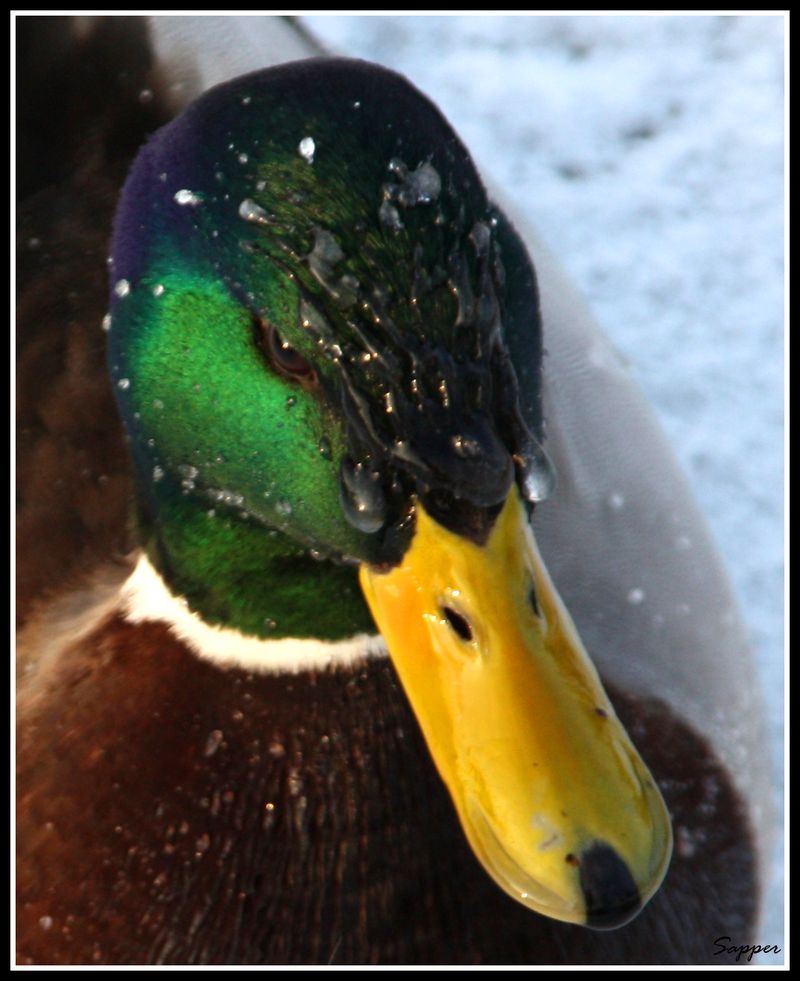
[359,488,673,929]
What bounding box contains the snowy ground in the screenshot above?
[305,13,785,963]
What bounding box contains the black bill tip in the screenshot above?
[579,842,642,930]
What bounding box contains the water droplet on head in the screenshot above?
[517,436,556,503]
[174,189,202,207]
[339,457,387,534]
[298,136,315,163]
[378,200,403,231]
[239,198,269,224]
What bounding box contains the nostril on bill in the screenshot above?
[441,605,474,642]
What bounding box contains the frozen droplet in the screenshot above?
[452,434,481,459]
[627,588,645,605]
[517,436,556,503]
[152,284,165,297]
[378,200,403,231]
[340,457,386,534]
[204,729,224,757]
[174,189,202,207]
[101,313,112,332]
[407,161,441,203]
[117,378,130,390]
[298,136,315,163]
[239,198,268,224]
[114,279,130,298]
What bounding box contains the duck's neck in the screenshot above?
[136,478,375,642]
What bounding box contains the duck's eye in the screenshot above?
[258,319,316,383]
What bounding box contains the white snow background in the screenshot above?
[305,13,785,963]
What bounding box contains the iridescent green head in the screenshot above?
[108,58,545,638]
[106,60,674,927]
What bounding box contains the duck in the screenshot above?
[16,15,771,966]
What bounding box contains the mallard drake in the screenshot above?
[17,16,769,966]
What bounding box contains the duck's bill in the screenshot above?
[359,488,672,929]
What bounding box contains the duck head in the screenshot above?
[107,57,671,929]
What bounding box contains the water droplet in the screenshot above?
[117,377,130,390]
[152,398,164,410]
[195,833,211,854]
[318,436,332,460]
[675,535,692,550]
[286,396,297,408]
[114,279,130,298]
[152,465,164,483]
[263,617,277,632]
[238,153,249,164]
[239,198,268,224]
[174,189,202,207]
[627,588,645,605]
[275,500,293,517]
[378,200,403,231]
[152,284,165,297]
[241,95,252,106]
[204,729,224,757]
[517,436,556,503]
[268,741,285,759]
[39,916,53,931]
[138,88,153,104]
[339,457,386,534]
[101,313,112,332]
[178,464,199,481]
[452,434,481,458]
[608,491,626,510]
[298,136,315,163]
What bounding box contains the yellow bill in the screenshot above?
[359,488,672,929]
